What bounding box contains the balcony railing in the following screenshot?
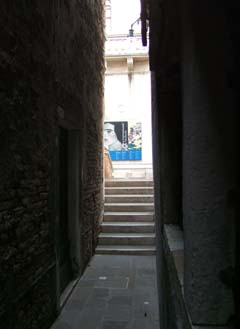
[105,33,149,57]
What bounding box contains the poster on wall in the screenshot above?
[128,121,142,160]
[104,121,142,161]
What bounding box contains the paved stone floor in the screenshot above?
[51,255,159,329]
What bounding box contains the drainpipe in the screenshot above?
[140,0,148,46]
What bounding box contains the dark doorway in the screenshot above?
[58,127,73,294]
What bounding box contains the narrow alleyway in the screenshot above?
[51,255,159,329]
[1,1,238,328]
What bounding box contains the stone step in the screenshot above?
[105,187,154,195]
[104,203,154,212]
[101,222,155,233]
[95,245,156,255]
[98,233,155,245]
[98,179,155,256]
[105,179,153,188]
[105,195,154,203]
[104,212,154,222]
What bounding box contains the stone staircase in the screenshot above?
[96,179,155,255]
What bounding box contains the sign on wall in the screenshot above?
[104,121,142,161]
[128,121,142,160]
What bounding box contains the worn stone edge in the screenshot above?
[163,224,230,329]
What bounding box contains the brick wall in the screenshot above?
[82,114,104,266]
[0,1,104,328]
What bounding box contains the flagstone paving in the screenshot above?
[51,255,159,329]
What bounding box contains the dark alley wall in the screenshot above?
[0,1,104,328]
[149,0,238,328]
[182,1,236,324]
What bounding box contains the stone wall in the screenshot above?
[150,0,237,328]
[182,1,236,324]
[0,1,104,328]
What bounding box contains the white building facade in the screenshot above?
[104,0,152,178]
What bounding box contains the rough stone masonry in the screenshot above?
[0,1,105,328]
